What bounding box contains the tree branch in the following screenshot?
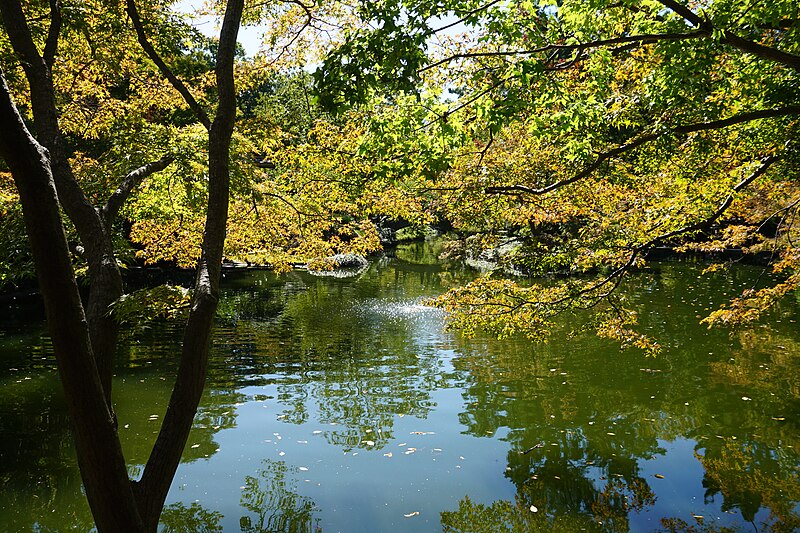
[646,153,782,244]
[101,155,174,226]
[485,106,800,196]
[534,152,781,312]
[125,0,212,130]
[655,0,800,72]
[720,31,800,73]
[419,29,708,73]
[132,0,244,528]
[428,0,504,36]
[485,132,659,195]
[43,0,61,67]
[656,0,704,27]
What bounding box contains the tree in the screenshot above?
[0,0,243,529]
[315,0,800,347]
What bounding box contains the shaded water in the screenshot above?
[0,241,799,531]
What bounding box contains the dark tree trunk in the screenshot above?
[0,68,146,532]
[1,0,243,529]
[131,1,244,528]
[0,0,122,407]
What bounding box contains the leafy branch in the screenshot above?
[126,0,212,130]
[485,107,800,196]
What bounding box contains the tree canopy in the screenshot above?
[313,0,800,350]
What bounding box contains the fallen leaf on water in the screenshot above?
[607,432,616,436]
[404,512,419,518]
[299,467,308,471]
[364,441,375,446]
[741,396,752,401]
[530,505,538,513]
[278,451,285,456]
[384,452,393,457]
[398,442,407,447]
[772,417,786,421]
[312,430,322,435]
[655,474,665,479]
[190,444,200,449]
[405,448,417,455]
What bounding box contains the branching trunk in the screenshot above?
[0,0,122,406]
[0,67,145,533]
[3,0,243,529]
[130,0,244,529]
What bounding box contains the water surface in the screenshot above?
[1,242,798,531]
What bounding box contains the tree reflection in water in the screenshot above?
[239,460,320,533]
[1,244,800,531]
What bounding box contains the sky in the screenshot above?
[176,0,469,59]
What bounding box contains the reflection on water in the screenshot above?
[0,241,798,531]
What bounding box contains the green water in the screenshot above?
[1,242,798,532]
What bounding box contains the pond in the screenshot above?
[0,241,798,532]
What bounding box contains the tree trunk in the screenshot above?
[0,68,146,532]
[0,0,122,407]
[2,0,243,528]
[132,1,244,528]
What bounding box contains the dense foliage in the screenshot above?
[315,0,800,350]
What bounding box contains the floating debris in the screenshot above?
[741,396,752,401]
[521,444,544,455]
[404,511,419,518]
[384,452,393,458]
[364,440,375,446]
[655,474,665,479]
[530,505,538,513]
[299,467,308,471]
[190,444,200,449]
